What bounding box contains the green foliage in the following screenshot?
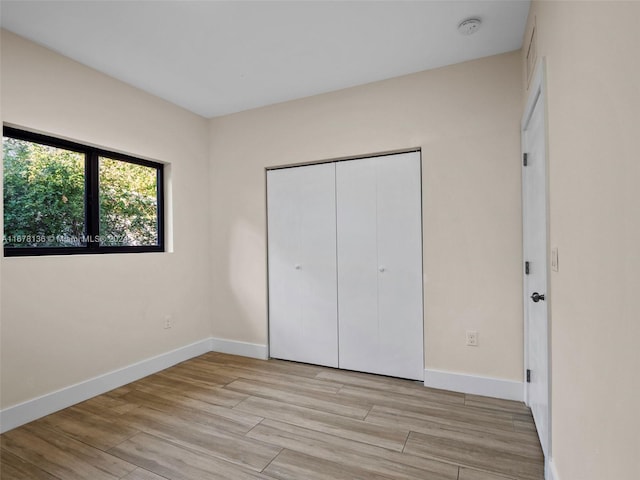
[3,137,159,248]
[3,137,84,247]
[99,157,158,246]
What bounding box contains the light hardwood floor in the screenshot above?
[0,352,544,480]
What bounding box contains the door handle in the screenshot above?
[378,266,386,273]
[295,264,301,270]
[531,292,545,302]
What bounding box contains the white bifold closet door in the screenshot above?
[336,152,423,380]
[267,163,339,367]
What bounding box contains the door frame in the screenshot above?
[521,58,552,461]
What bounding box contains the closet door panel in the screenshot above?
[376,152,424,380]
[336,158,379,373]
[267,164,338,367]
[337,152,423,380]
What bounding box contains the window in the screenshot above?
[3,127,164,256]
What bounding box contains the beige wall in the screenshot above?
[524,2,640,479]
[0,28,524,417]
[209,51,524,381]
[0,31,212,408]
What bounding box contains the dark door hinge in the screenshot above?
[523,153,528,166]
[526,369,531,383]
[525,261,530,275]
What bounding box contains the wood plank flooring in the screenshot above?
[0,352,544,480]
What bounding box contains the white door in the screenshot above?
[336,152,424,380]
[267,163,339,367]
[522,81,550,456]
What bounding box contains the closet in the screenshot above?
[267,151,423,380]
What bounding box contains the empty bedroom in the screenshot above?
[0,1,637,480]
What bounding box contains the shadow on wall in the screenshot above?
[228,217,267,340]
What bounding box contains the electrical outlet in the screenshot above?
[163,315,173,329]
[466,330,478,346]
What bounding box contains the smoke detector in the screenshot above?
[458,18,482,36]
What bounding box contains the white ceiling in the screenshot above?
[1,1,530,118]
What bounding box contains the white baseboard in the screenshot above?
[0,338,212,434]
[5,339,530,434]
[209,337,268,360]
[424,368,524,402]
[0,337,269,433]
[546,458,559,480]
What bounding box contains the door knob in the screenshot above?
[295,264,301,270]
[378,266,386,273]
[531,292,545,302]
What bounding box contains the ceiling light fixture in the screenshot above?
[458,18,482,36]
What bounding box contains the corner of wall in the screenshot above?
[0,336,268,433]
